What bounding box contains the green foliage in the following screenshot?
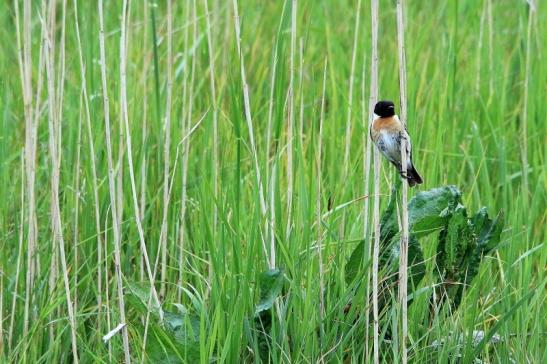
[251,269,285,361]
[254,269,285,316]
[346,184,504,319]
[1,0,543,362]
[126,283,201,363]
[408,185,462,237]
[436,207,504,309]
[125,271,285,363]
[470,287,537,360]
[437,205,475,282]
[346,184,462,285]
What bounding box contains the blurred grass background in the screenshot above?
[0,0,545,362]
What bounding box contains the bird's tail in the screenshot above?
[401,161,423,187]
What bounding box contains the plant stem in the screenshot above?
[369,0,380,362]
[317,58,328,341]
[98,1,131,361]
[42,0,79,359]
[159,0,174,299]
[285,0,297,244]
[396,0,409,362]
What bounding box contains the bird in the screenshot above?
[370,100,423,187]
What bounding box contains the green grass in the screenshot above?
[0,0,545,362]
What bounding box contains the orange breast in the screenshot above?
[372,116,402,133]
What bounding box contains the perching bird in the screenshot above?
[370,100,423,187]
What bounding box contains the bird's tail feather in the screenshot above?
[401,161,423,187]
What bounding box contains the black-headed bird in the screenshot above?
[370,100,423,187]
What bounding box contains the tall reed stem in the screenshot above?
[396,0,409,362]
[317,58,328,338]
[73,0,104,335]
[178,0,197,300]
[369,0,380,362]
[265,40,279,270]
[98,0,131,361]
[361,58,373,358]
[118,0,162,319]
[42,0,79,359]
[285,0,297,243]
[14,0,40,350]
[8,153,25,354]
[159,0,174,298]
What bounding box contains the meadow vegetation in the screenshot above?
[0,0,544,362]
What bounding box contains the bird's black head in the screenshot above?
[374,100,396,118]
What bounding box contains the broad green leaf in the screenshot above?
[344,184,501,318]
[477,210,504,252]
[126,282,202,363]
[471,207,489,238]
[471,208,504,252]
[409,185,462,236]
[378,182,401,244]
[466,209,504,283]
[126,281,162,318]
[344,236,372,285]
[163,309,200,346]
[252,269,285,362]
[455,210,505,308]
[435,207,504,310]
[144,329,185,364]
[254,269,284,316]
[345,184,460,284]
[385,235,426,292]
[346,184,400,284]
[436,204,475,282]
[435,205,476,309]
